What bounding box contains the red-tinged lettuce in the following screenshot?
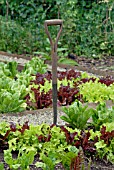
[18,121,29,134]
[33,71,52,85]
[60,126,78,144]
[80,77,96,84]
[25,69,114,110]
[99,76,114,86]
[1,121,114,167]
[58,85,80,106]
[74,131,97,155]
[26,87,52,109]
[100,126,114,145]
[94,123,114,164]
[0,121,29,142]
[26,84,82,109]
[36,134,51,142]
[58,69,81,80]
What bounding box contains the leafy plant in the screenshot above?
[0,90,27,113]
[79,80,114,103]
[61,101,92,129]
[1,121,114,167]
[33,51,51,61]
[91,103,114,130]
[1,122,80,169]
[1,61,17,78]
[58,57,78,66]
[0,75,27,113]
[0,58,47,113]
[23,57,47,75]
[0,162,4,170]
[4,148,36,170]
[94,123,114,164]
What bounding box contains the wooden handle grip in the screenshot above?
[44,19,63,26]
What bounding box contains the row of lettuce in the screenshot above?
[0,103,114,169]
[0,57,114,113]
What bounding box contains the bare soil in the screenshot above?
[45,54,114,78]
[67,54,114,78]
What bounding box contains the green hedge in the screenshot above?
[0,0,113,57]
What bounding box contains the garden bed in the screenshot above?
[0,117,114,170]
[0,52,114,170]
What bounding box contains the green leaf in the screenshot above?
[11,164,21,170]
[39,153,55,170]
[35,162,46,169]
[4,150,14,169]
[60,115,72,124]
[58,58,78,66]
[33,52,51,60]
[61,102,92,129]
[95,140,106,149]
[68,146,79,154]
[0,162,4,170]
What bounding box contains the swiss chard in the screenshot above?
[61,101,92,129]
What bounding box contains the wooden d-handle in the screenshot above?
[44,19,63,50]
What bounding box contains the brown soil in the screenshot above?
[67,54,114,78]
[71,54,114,71]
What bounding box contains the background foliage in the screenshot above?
[0,0,113,57]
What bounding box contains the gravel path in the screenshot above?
[0,108,66,125]
[0,54,28,65]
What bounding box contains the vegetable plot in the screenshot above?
[0,57,114,169]
[0,59,114,113]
